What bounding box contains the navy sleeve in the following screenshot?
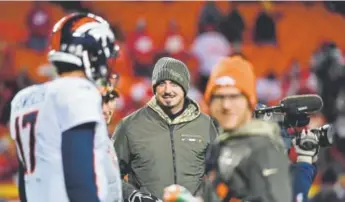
[17,155,27,202]
[62,122,100,202]
[291,162,317,202]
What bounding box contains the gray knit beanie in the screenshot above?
[152,57,190,94]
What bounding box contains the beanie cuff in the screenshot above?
[152,79,188,96]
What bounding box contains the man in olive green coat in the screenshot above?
[112,57,218,199]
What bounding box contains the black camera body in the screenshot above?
[255,107,332,149]
[254,94,333,149]
[254,110,311,128]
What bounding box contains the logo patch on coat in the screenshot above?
[181,134,203,143]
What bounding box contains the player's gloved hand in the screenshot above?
[163,185,202,202]
[126,190,162,202]
[292,128,320,164]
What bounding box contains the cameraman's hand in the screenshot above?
[292,128,320,164]
[311,124,333,147]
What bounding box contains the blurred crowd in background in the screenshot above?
[1,1,345,201]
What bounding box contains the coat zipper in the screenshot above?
[169,125,177,184]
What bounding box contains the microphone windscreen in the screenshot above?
[280,94,323,114]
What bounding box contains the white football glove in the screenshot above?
[292,128,320,164]
[126,190,162,202]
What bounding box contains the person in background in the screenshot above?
[26,1,52,52]
[253,10,277,44]
[113,57,218,199]
[256,72,282,105]
[99,80,123,202]
[161,20,188,63]
[198,1,222,34]
[218,5,245,45]
[100,74,120,127]
[191,23,231,93]
[127,18,156,78]
[101,78,164,202]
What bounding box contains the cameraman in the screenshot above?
[311,41,345,123]
[256,104,331,202]
[100,78,162,202]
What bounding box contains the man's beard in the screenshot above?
[159,98,176,109]
[157,93,182,110]
[159,93,175,107]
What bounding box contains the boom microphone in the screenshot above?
[255,94,324,115]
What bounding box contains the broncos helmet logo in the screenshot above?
[49,12,119,83]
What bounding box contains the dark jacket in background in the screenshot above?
[218,8,245,43]
[253,11,276,43]
[204,120,291,202]
[112,97,218,199]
